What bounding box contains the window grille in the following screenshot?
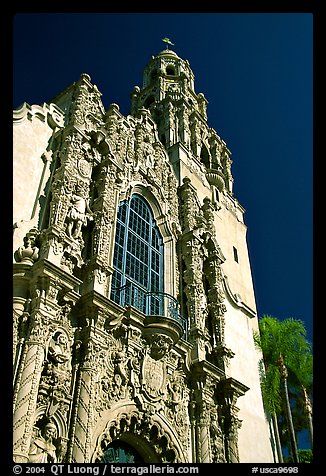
[111,194,163,310]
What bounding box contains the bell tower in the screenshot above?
[130,47,233,196]
[131,48,199,145]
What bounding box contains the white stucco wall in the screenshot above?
[13,103,64,255]
[223,297,276,462]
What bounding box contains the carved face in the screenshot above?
[24,236,35,248]
[150,335,172,359]
[43,424,57,441]
[57,333,68,347]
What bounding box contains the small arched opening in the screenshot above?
[200,144,210,168]
[166,66,176,76]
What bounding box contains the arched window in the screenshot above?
[110,194,163,314]
[200,144,210,168]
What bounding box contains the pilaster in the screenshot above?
[190,361,225,463]
[13,257,81,463]
[68,302,108,462]
[215,377,249,463]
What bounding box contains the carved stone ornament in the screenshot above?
[148,334,173,360]
[141,354,166,401]
[36,328,72,421]
[77,158,92,178]
[165,370,190,449]
[28,423,57,463]
[14,228,40,264]
[65,182,93,240]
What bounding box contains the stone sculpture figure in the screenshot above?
[48,332,69,367]
[28,422,58,463]
[14,227,40,264]
[66,184,93,239]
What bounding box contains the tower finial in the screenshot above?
[162,37,174,49]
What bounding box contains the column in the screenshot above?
[69,334,102,463]
[13,312,49,463]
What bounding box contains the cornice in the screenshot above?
[31,258,82,293]
[13,102,64,129]
[191,359,225,381]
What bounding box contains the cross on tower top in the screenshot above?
[162,37,174,49]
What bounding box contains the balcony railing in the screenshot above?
[111,281,187,338]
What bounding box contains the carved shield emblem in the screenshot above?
[78,158,92,178]
[141,355,166,401]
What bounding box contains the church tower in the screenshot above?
[13,46,277,464]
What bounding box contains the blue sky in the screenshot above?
[13,12,313,345]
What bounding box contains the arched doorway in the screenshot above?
[92,410,185,463]
[101,440,143,463]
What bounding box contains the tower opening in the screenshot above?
[144,95,155,108]
[166,66,176,76]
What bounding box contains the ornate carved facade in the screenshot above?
[13,48,276,463]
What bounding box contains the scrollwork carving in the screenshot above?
[29,312,50,344]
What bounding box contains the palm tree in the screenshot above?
[277,352,299,462]
[287,343,313,449]
[258,359,283,462]
[254,315,312,463]
[254,317,284,462]
[267,351,313,461]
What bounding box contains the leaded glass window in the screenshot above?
[111,194,163,313]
